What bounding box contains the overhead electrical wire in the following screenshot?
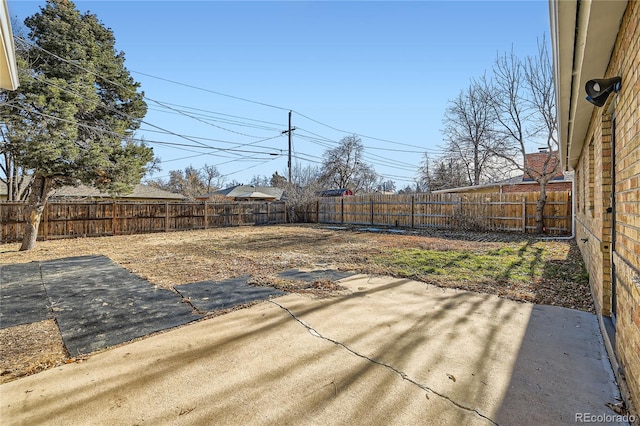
[136,127,284,153]
[15,36,299,182]
[293,127,434,173]
[294,133,418,172]
[14,37,281,160]
[126,56,440,159]
[129,69,291,112]
[148,97,272,139]
[13,36,431,183]
[15,38,271,142]
[4,105,281,159]
[151,101,284,128]
[291,110,444,154]
[145,106,282,134]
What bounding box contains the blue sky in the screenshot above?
[6,0,551,188]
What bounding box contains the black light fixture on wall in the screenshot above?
[585,76,622,107]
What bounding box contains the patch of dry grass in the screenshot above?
[0,320,68,383]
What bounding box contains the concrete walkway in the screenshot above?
[0,275,625,425]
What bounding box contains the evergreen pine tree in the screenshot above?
[1,0,153,250]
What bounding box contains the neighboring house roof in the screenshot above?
[432,172,573,194]
[0,178,31,198]
[550,0,628,170]
[199,185,284,201]
[49,183,185,201]
[0,0,20,90]
[1,179,184,201]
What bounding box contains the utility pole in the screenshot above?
[281,110,296,183]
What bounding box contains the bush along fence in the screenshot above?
[0,201,287,243]
[316,191,572,235]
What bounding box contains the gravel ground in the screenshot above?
[0,224,591,383]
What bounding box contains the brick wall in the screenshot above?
[501,181,572,193]
[576,0,640,409]
[610,0,640,407]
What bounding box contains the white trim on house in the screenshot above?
[550,0,628,170]
[0,0,19,90]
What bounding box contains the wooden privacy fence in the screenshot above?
[0,201,286,243]
[317,191,572,235]
[1,192,571,243]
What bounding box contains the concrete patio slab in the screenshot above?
[0,274,625,425]
[176,275,286,312]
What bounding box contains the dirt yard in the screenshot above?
[0,224,591,383]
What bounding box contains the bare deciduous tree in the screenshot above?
[249,175,270,187]
[483,38,560,233]
[377,179,396,193]
[319,135,378,193]
[147,164,225,200]
[416,153,432,192]
[416,152,469,192]
[442,80,508,186]
[202,164,225,193]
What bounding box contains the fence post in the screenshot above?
[410,195,415,228]
[165,202,170,233]
[567,191,572,235]
[43,203,49,241]
[370,198,374,225]
[340,198,344,224]
[204,201,208,229]
[112,201,117,236]
[265,202,269,225]
[522,196,526,233]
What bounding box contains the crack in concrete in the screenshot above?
[270,300,499,426]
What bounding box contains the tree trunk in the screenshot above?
[535,181,548,234]
[19,175,52,251]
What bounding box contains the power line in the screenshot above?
[17,35,438,157]
[129,69,290,112]
[4,105,281,158]
[14,38,280,158]
[137,128,283,151]
[147,97,272,139]
[145,106,282,133]
[147,139,280,156]
[292,110,443,153]
[295,133,419,171]
[12,36,434,183]
[148,101,284,127]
